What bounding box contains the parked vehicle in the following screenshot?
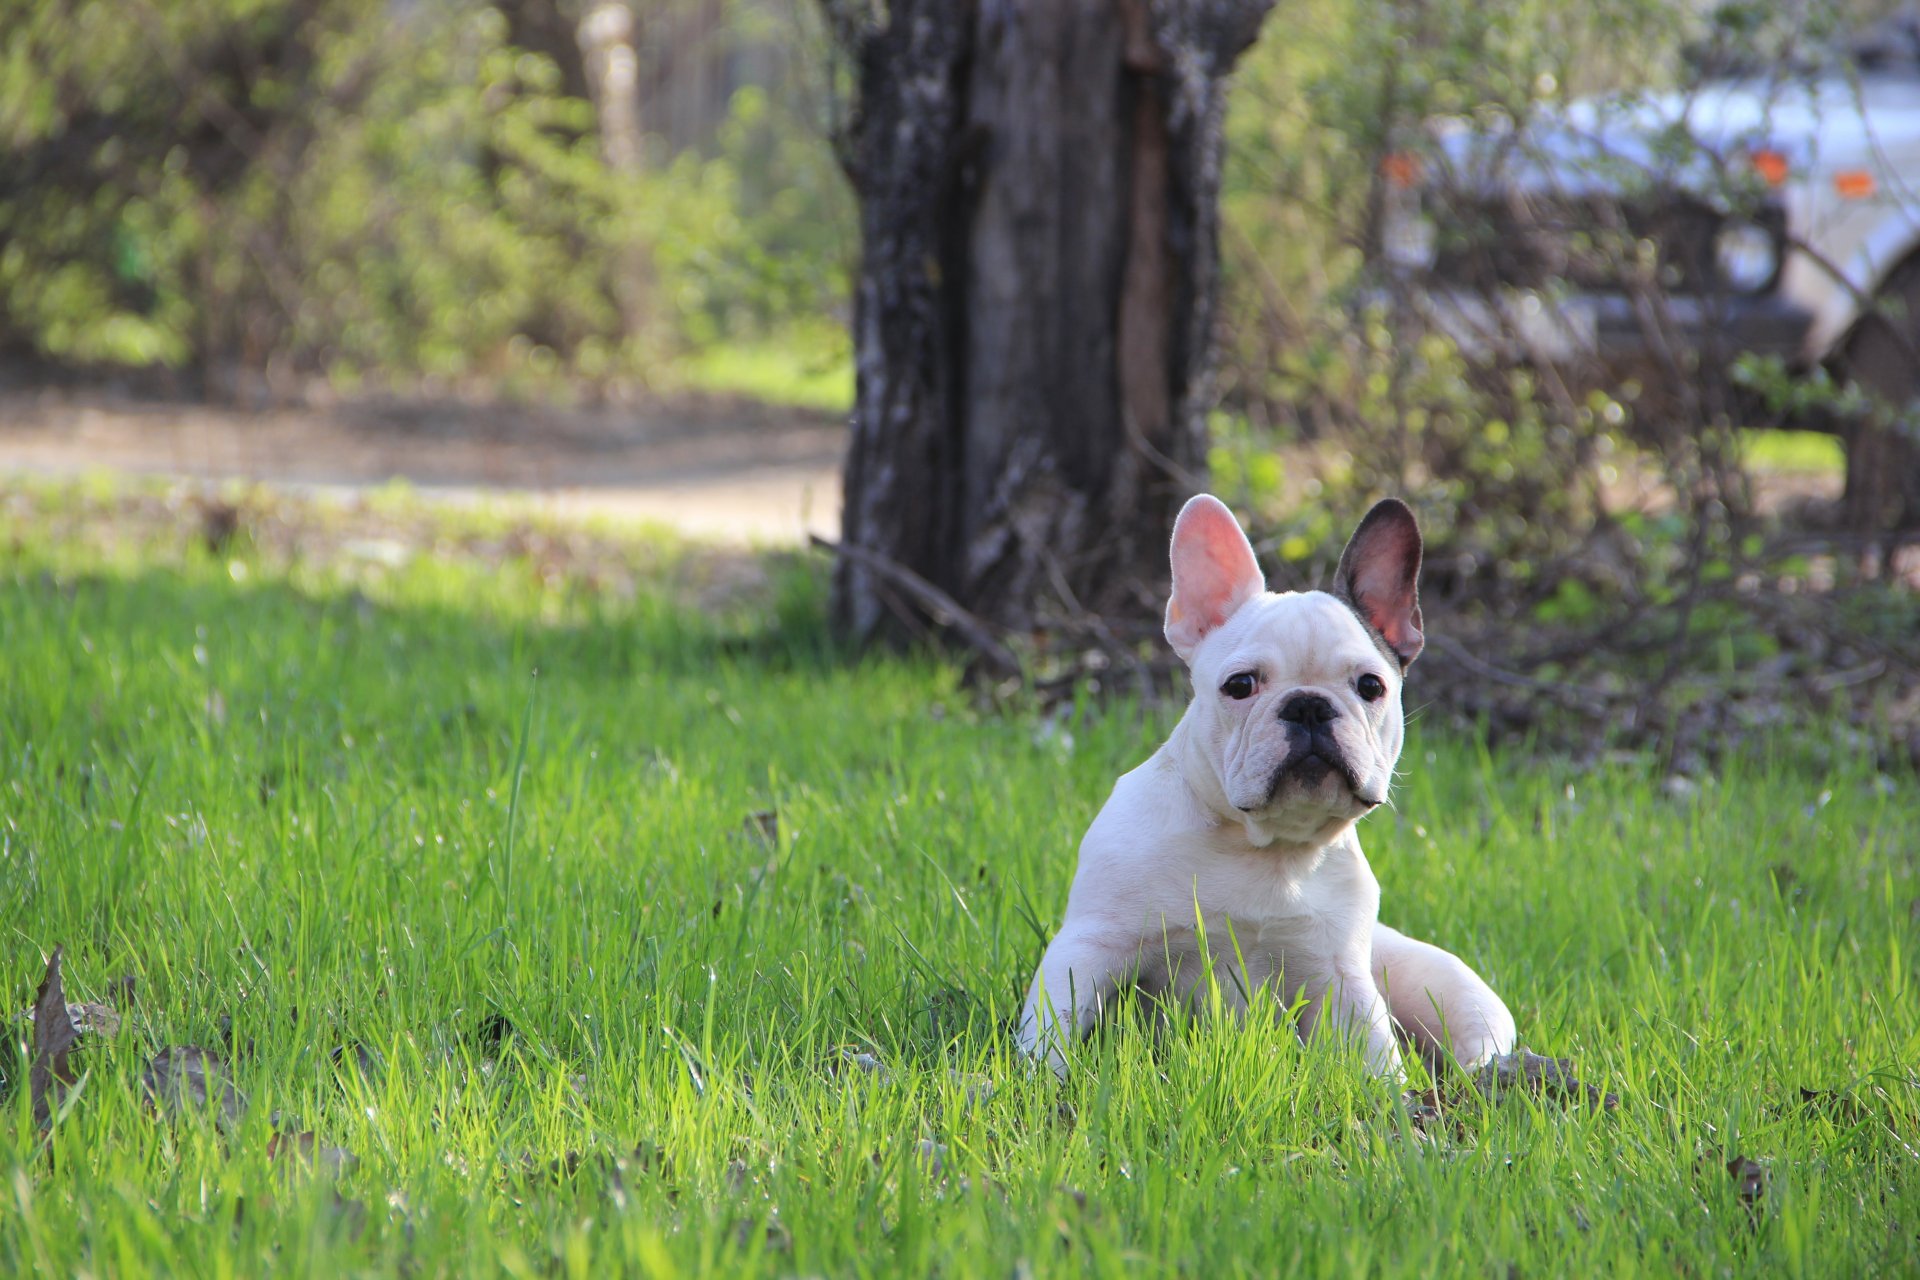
[1380,9,1920,526]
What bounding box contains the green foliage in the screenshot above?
[0,0,851,395]
[1740,428,1848,475]
[295,12,631,383]
[1219,0,1697,378]
[643,87,852,347]
[2,485,1917,1277]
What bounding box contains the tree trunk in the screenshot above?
[1833,259,1920,532]
[582,1,650,339]
[498,0,594,104]
[825,0,1276,645]
[583,2,645,172]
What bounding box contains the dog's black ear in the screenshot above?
[1333,498,1424,668]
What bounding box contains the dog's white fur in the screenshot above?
[1016,495,1516,1080]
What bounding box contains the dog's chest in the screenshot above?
[1143,909,1333,1008]
[1138,836,1376,983]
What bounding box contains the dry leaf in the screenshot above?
[728,1214,792,1252]
[142,1046,247,1131]
[1400,1088,1444,1132]
[29,946,82,1128]
[1798,1085,1868,1124]
[836,1048,890,1081]
[949,1070,996,1107]
[267,1130,357,1178]
[913,1138,949,1180]
[476,1012,516,1046]
[1474,1051,1619,1112]
[328,1193,370,1242]
[65,1001,123,1038]
[330,1042,385,1082]
[1726,1153,1771,1207]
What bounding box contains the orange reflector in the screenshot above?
[1381,152,1423,188]
[1750,148,1789,187]
[1834,169,1876,199]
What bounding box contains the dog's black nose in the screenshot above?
[1278,692,1337,727]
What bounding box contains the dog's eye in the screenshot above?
[1221,672,1257,701]
[1356,673,1387,702]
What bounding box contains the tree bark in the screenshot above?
[582,2,645,172]
[826,0,1276,645]
[1831,258,1920,532]
[498,0,594,104]
[582,1,650,339]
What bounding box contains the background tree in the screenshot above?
[819,0,1278,649]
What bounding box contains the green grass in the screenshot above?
[677,340,854,415]
[3,483,1917,1278]
[1739,428,1847,475]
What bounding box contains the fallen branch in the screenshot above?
[1427,633,1609,715]
[809,536,1021,678]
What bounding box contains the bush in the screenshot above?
[0,0,851,395]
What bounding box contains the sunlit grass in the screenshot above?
[1,482,1915,1277]
[1740,427,1846,474]
[678,340,854,415]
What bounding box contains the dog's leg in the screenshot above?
[1016,929,1140,1077]
[1295,958,1404,1080]
[1370,922,1516,1070]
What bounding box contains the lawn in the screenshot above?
[3,484,1916,1278]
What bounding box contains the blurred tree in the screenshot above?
[0,0,845,393]
[582,1,650,336]
[639,0,732,155]
[498,0,594,103]
[820,0,1277,647]
[583,2,645,170]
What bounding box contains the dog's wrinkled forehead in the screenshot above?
[1195,590,1395,680]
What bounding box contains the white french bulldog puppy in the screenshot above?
[1017,495,1515,1080]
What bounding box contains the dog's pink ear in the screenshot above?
[1165,494,1265,663]
[1334,498,1424,667]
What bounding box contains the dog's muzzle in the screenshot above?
[1264,692,1379,807]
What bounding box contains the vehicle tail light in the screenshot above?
[1380,152,1423,189]
[1749,149,1789,187]
[1833,169,1876,200]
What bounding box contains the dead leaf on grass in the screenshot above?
[835,1047,891,1081]
[1718,1152,1772,1223]
[740,810,779,846]
[517,1149,589,1184]
[101,973,136,1017]
[1474,1051,1619,1112]
[950,1070,995,1107]
[142,1045,247,1131]
[729,1214,792,1253]
[476,1011,517,1046]
[1768,862,1803,898]
[913,1138,949,1181]
[328,1193,371,1242]
[1399,1088,1446,1134]
[267,1131,358,1178]
[28,946,82,1128]
[513,1140,672,1206]
[330,1042,385,1082]
[1797,1085,1869,1124]
[197,498,243,555]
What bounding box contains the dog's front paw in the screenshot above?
[1013,1024,1071,1082]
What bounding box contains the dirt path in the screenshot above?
[0,390,846,545]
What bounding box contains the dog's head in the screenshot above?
[1165,495,1425,849]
